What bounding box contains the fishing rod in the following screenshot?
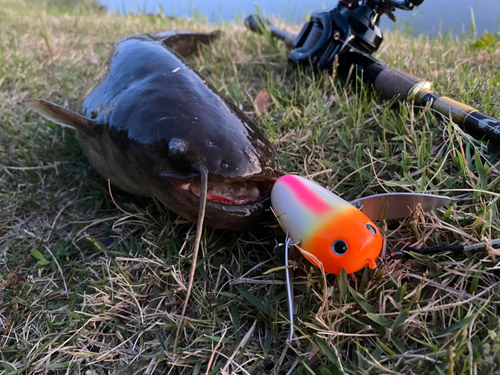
[245,0,500,143]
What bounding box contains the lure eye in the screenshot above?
[331,240,348,256]
[365,223,377,235]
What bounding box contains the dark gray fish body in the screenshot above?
[27,31,279,230]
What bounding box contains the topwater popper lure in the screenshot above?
[271,174,456,341]
[271,174,383,275]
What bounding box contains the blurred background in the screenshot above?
[98,0,500,36]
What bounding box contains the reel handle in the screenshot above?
[387,0,422,10]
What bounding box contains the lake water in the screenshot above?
[98,0,500,36]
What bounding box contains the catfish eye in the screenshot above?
[332,240,348,256]
[365,223,377,235]
[168,138,187,159]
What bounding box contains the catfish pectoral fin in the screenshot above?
[24,99,95,131]
[148,30,221,57]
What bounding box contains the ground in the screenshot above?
[1,1,500,374]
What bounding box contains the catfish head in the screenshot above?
[25,30,281,230]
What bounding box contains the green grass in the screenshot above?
[1,0,500,374]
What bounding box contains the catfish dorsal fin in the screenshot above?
[25,99,95,131]
[148,30,221,58]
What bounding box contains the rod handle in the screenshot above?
[364,63,425,100]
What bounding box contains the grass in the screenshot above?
[1,0,500,374]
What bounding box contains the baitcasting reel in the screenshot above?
[246,0,424,71]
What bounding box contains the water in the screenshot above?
[98,0,500,36]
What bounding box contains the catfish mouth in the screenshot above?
[169,175,277,206]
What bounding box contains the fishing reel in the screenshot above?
[247,0,424,71]
[291,0,425,70]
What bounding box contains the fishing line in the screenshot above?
[338,37,500,174]
[173,165,208,351]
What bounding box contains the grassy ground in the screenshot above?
[1,1,500,374]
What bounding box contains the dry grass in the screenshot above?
[1,1,500,374]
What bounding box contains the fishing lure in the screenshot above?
[271,174,452,343]
[271,174,454,275]
[271,174,383,275]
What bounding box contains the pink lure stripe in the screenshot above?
[279,175,332,215]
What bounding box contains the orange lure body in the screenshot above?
[271,175,383,274]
